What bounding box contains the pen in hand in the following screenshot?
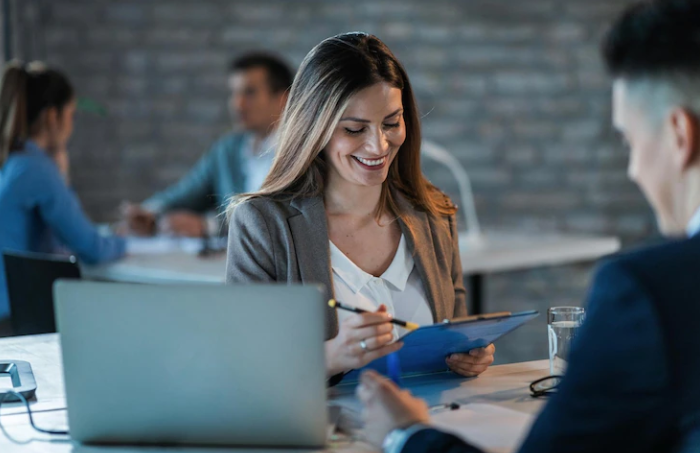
[328,299,420,331]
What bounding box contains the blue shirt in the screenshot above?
[0,141,126,319]
[241,133,276,194]
[143,132,275,217]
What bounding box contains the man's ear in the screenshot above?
[670,108,700,170]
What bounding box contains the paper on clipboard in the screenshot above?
[345,310,539,380]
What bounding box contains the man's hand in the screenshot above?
[356,370,430,447]
[121,203,157,236]
[160,211,206,237]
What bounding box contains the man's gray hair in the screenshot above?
[626,75,700,127]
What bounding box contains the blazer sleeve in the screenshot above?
[402,428,484,453]
[517,259,671,453]
[449,214,468,317]
[143,141,220,213]
[29,160,126,264]
[225,200,277,283]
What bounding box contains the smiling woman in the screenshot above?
[325,83,405,189]
[225,32,495,383]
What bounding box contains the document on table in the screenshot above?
[125,237,204,255]
[431,404,535,453]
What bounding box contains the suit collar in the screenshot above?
[686,204,700,238]
[287,195,339,338]
[290,195,323,214]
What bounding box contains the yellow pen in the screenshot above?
[328,299,420,331]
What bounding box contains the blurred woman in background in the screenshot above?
[0,62,125,336]
[226,33,495,383]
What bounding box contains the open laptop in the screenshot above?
[53,281,328,447]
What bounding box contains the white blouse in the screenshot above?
[329,234,434,340]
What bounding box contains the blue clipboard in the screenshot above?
[344,310,539,380]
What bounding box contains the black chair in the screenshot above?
[3,251,81,336]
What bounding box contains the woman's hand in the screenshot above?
[325,304,403,377]
[446,344,496,377]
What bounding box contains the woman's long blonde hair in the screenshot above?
[227,32,456,222]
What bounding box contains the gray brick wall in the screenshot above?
[15,0,652,363]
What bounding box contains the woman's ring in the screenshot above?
[360,340,368,351]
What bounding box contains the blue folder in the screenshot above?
[344,310,539,380]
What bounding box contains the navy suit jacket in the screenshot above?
[403,235,700,453]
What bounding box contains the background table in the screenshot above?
[0,333,548,453]
[460,231,619,314]
[83,232,619,314]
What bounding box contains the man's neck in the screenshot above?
[677,168,700,234]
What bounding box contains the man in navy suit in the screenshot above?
[356,1,700,452]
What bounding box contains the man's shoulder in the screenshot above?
[591,235,700,313]
[602,235,700,276]
[207,132,248,156]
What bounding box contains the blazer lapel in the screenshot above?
[396,195,447,323]
[289,196,339,338]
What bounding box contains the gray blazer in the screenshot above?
[225,194,467,340]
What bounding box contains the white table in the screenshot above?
[83,252,225,284]
[0,334,548,453]
[82,236,225,284]
[459,232,619,314]
[83,232,620,313]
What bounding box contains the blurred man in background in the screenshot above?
[356,1,700,452]
[123,52,293,237]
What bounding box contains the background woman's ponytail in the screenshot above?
[0,61,73,168]
[0,62,29,167]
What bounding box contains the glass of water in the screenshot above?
[548,307,585,375]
